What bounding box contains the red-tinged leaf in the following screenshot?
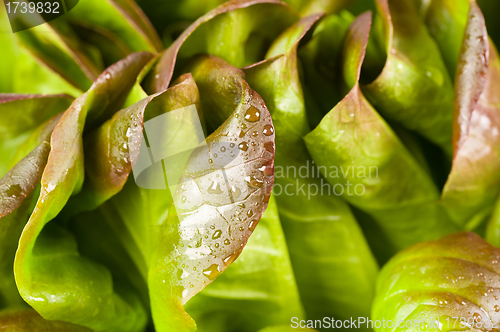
[244,14,379,324]
[13,53,153,332]
[452,0,489,153]
[442,1,500,227]
[0,113,62,308]
[151,0,297,92]
[66,75,201,213]
[304,12,456,250]
[0,114,61,218]
[149,56,275,332]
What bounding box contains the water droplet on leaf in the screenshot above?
[244,106,261,122]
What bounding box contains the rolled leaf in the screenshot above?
[417,0,469,76]
[0,113,62,308]
[362,0,454,153]
[14,52,153,332]
[149,56,276,332]
[64,74,201,216]
[185,196,304,332]
[304,10,457,250]
[298,12,354,128]
[13,13,103,91]
[244,14,378,325]
[441,1,500,228]
[151,0,298,92]
[373,232,500,332]
[64,0,163,54]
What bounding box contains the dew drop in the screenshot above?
[239,130,246,138]
[473,313,481,323]
[230,186,241,198]
[246,175,263,188]
[212,230,222,239]
[238,142,249,151]
[249,219,258,231]
[220,146,226,152]
[181,196,187,203]
[224,239,230,245]
[223,250,241,266]
[263,124,274,136]
[229,143,235,148]
[247,210,254,218]
[202,264,222,280]
[241,123,247,129]
[207,181,223,194]
[495,305,500,312]
[215,243,219,248]
[210,225,215,230]
[244,106,261,122]
[252,131,258,137]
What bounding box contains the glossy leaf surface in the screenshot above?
[373,232,500,332]
[244,14,378,324]
[149,56,276,332]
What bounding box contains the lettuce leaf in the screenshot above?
[373,232,500,332]
[13,52,153,332]
[149,55,276,332]
[441,0,500,228]
[243,14,379,325]
[304,9,457,250]
[362,0,454,153]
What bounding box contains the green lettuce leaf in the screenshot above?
[149,56,276,332]
[0,94,72,177]
[486,194,500,248]
[361,0,454,153]
[12,13,104,92]
[304,9,457,250]
[151,0,298,92]
[63,0,163,54]
[0,111,64,308]
[373,232,500,332]
[13,52,153,332]
[416,0,469,77]
[243,14,378,325]
[185,196,304,332]
[298,12,354,129]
